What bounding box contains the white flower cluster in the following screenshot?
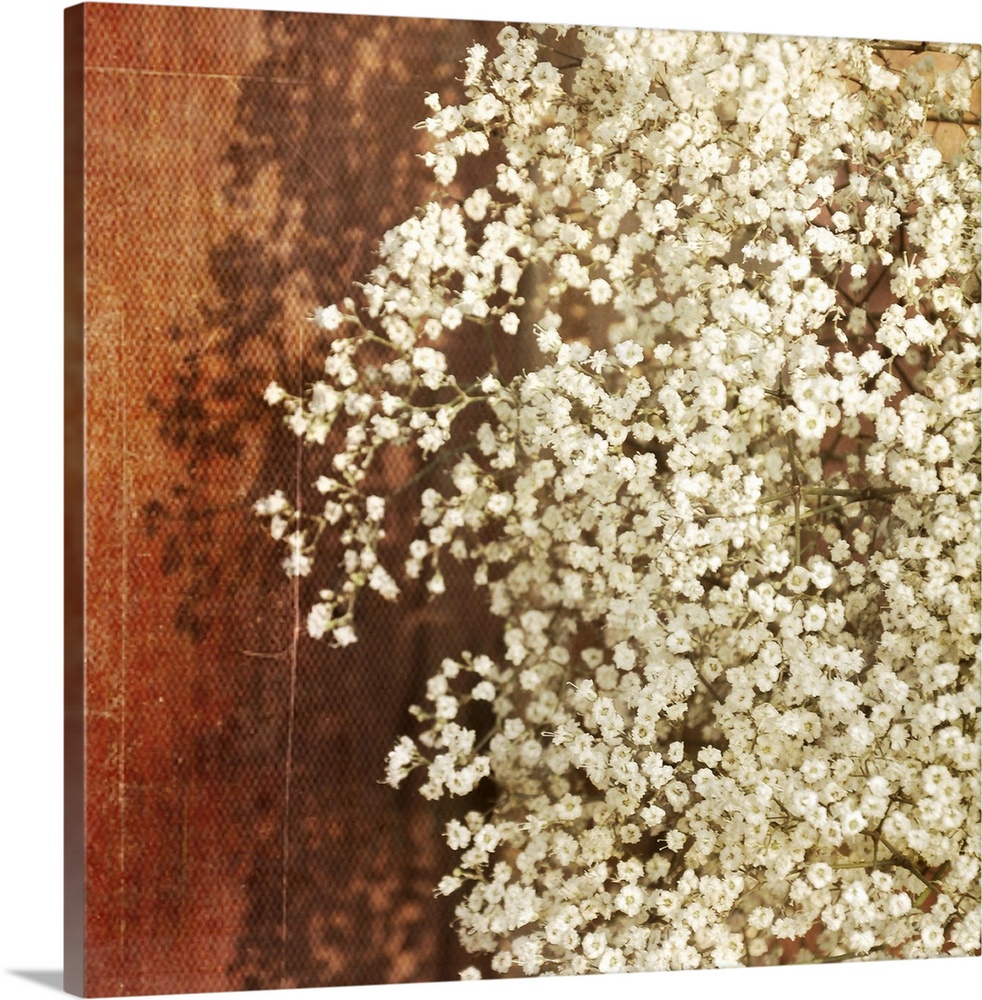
[257,24,981,975]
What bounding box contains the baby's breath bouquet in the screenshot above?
[257,23,981,974]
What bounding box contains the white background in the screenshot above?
[1,2,978,1000]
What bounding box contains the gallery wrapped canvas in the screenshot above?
[65,3,981,996]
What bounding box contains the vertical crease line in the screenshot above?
[118,311,129,982]
[282,320,303,986]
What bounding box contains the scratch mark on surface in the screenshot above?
[118,309,129,975]
[281,312,304,986]
[87,66,309,85]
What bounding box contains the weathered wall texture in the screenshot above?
[76,4,501,994]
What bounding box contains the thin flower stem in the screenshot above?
[696,668,725,705]
[801,485,907,500]
[389,441,479,498]
[786,433,803,565]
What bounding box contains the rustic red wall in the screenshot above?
[74,4,501,994]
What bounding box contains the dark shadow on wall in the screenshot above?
[138,10,503,991]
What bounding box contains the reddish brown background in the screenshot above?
[68,4,502,995]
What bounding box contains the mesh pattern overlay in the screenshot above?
[82,5,501,994]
